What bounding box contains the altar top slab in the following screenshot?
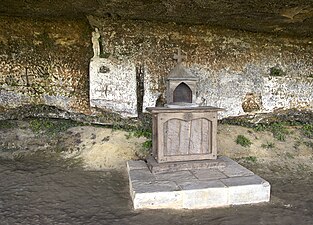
[147,106,225,113]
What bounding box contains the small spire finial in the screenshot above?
[173,48,186,64]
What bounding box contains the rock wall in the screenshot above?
[89,16,313,118]
[0,15,312,119]
[0,16,92,114]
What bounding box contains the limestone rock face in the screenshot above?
[87,17,313,118]
[1,2,313,120]
[0,16,92,114]
[242,93,262,113]
[1,0,313,37]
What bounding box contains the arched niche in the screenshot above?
[173,82,192,103]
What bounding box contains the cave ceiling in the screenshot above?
[1,0,313,37]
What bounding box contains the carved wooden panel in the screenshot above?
[164,118,212,156]
[147,107,222,163]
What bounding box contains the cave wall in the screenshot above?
[0,15,312,119]
[89,16,313,118]
[0,16,92,114]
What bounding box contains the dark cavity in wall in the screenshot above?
[270,66,286,77]
[136,64,145,119]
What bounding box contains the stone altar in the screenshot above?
[127,49,270,209]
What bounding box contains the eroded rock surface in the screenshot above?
[2,0,313,37]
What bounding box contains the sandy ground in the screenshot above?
[0,120,312,171]
[218,124,313,161]
[1,119,313,225]
[0,120,147,170]
[62,126,146,170]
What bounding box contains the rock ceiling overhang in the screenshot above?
[1,0,313,37]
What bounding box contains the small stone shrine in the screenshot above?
[127,49,270,210]
[147,49,222,167]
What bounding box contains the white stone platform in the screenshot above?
[127,156,270,209]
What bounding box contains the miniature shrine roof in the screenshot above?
[167,48,198,81]
[167,64,198,81]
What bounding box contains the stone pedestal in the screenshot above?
[127,157,271,209]
[147,106,223,163]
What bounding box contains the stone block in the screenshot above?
[221,175,267,186]
[128,169,155,182]
[227,184,271,205]
[219,164,254,177]
[178,179,226,190]
[218,156,237,164]
[192,169,227,180]
[131,180,180,193]
[133,191,183,209]
[131,180,183,209]
[182,187,228,209]
[127,160,148,171]
[154,170,197,182]
[89,58,138,117]
[221,175,271,205]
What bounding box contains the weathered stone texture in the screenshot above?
[89,58,138,116]
[127,157,271,209]
[0,16,92,114]
[2,0,313,37]
[89,16,313,118]
[1,15,312,119]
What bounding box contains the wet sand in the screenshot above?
[0,153,312,225]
